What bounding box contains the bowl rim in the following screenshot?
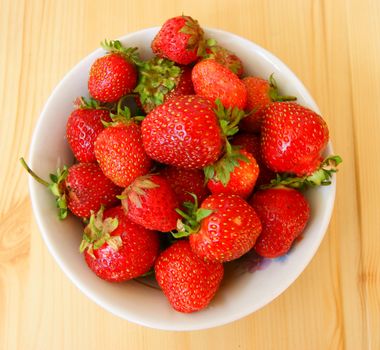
[28,26,336,331]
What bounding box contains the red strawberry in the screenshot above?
[155,240,224,313]
[206,149,259,198]
[94,108,152,187]
[88,40,140,103]
[80,206,160,282]
[66,106,111,163]
[160,166,209,205]
[141,95,223,169]
[121,174,180,232]
[175,193,262,262]
[152,15,204,65]
[240,76,295,133]
[134,58,194,113]
[232,133,275,187]
[20,159,121,219]
[204,44,244,77]
[250,188,310,258]
[261,102,329,176]
[192,59,247,109]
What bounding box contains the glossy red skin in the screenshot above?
[250,188,310,258]
[164,66,194,102]
[261,102,329,176]
[190,193,262,262]
[151,16,201,65]
[155,240,224,313]
[160,166,209,205]
[192,59,247,109]
[66,109,111,163]
[141,95,223,169]
[207,150,259,198]
[94,122,152,187]
[240,77,271,133]
[84,206,160,282]
[122,175,181,232]
[65,163,121,219]
[232,133,275,187]
[88,53,137,103]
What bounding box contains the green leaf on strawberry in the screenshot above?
[172,193,213,238]
[134,57,182,113]
[101,39,142,66]
[261,155,343,190]
[79,206,119,258]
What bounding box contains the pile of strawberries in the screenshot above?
[23,15,341,313]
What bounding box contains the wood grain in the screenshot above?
[1,0,379,349]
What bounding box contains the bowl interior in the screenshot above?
[28,27,335,331]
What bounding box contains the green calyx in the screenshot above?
[79,206,119,258]
[204,145,250,186]
[120,175,160,211]
[179,15,204,52]
[214,99,246,138]
[261,155,343,190]
[74,96,115,111]
[102,97,144,127]
[268,74,297,102]
[171,193,213,238]
[101,39,142,66]
[20,157,69,219]
[134,57,182,113]
[205,99,249,186]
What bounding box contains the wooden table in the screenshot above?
[1,0,379,349]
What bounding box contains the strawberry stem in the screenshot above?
[20,157,49,187]
[20,157,69,219]
[268,74,297,102]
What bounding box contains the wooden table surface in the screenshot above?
[1,0,379,349]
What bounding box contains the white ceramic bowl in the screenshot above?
[28,27,336,331]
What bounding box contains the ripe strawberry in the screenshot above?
[20,159,121,219]
[141,95,223,169]
[88,40,140,103]
[232,133,275,187]
[250,188,310,258]
[66,104,111,163]
[175,193,262,262]
[240,75,296,133]
[80,206,160,282]
[192,59,247,109]
[152,15,204,65]
[261,102,329,176]
[121,174,180,232]
[134,58,194,113]
[65,163,122,218]
[204,44,244,77]
[155,240,223,313]
[206,149,259,198]
[94,107,152,187]
[160,166,209,205]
